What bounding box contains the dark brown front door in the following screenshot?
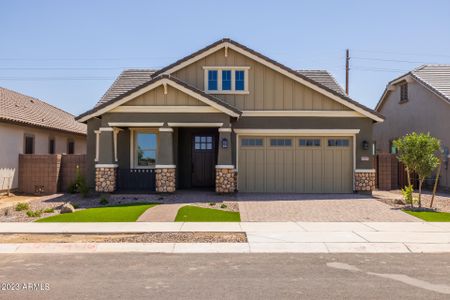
[191,135,215,187]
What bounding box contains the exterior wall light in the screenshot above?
[362,140,369,150]
[221,138,229,149]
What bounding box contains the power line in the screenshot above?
[352,56,436,64]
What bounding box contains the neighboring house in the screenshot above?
[374,65,450,190]
[0,87,87,191]
[77,38,383,194]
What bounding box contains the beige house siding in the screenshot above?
[0,122,86,190]
[126,84,207,106]
[173,48,349,111]
[374,79,450,188]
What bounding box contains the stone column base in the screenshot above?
[95,165,117,193]
[155,167,176,193]
[215,166,236,193]
[354,169,376,194]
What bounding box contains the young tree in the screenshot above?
[394,133,441,208]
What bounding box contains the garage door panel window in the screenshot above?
[328,139,350,147]
[299,139,321,147]
[241,138,263,147]
[270,138,292,147]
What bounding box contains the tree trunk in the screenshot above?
[430,162,441,208]
[418,179,424,208]
[406,167,412,187]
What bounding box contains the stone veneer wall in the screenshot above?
[215,168,236,193]
[95,167,117,193]
[355,170,376,193]
[155,168,176,193]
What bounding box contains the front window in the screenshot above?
[222,70,232,91]
[67,139,75,154]
[235,70,245,91]
[49,138,55,154]
[24,134,34,154]
[270,138,292,147]
[400,83,408,102]
[328,139,350,147]
[208,70,218,91]
[204,67,249,93]
[136,132,157,167]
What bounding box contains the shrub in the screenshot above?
[72,203,80,209]
[68,165,90,198]
[220,204,227,209]
[43,208,55,213]
[15,202,30,211]
[99,197,109,205]
[26,210,43,218]
[209,202,215,206]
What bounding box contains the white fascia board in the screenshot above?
[233,129,360,136]
[241,110,364,117]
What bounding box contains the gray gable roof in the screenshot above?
[297,70,346,96]
[94,69,346,108]
[0,87,86,135]
[412,65,450,103]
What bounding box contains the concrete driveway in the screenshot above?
[237,194,419,222]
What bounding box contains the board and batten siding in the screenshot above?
[173,48,349,111]
[126,84,206,106]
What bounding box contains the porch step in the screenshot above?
[137,204,187,222]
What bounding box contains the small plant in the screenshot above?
[43,207,55,213]
[99,196,109,205]
[209,202,216,206]
[4,208,10,216]
[401,185,417,207]
[68,165,90,198]
[26,210,43,218]
[220,204,227,209]
[72,203,80,209]
[15,202,30,211]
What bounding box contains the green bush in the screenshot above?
[220,204,227,209]
[72,203,80,209]
[401,185,417,206]
[26,210,43,218]
[43,208,55,213]
[209,202,215,206]
[15,202,30,211]
[67,165,89,197]
[99,197,109,205]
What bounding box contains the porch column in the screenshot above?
[215,127,236,193]
[95,127,117,193]
[155,127,176,193]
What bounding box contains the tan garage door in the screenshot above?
[238,136,353,193]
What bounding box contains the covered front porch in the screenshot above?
[94,116,236,194]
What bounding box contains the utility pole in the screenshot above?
[345,49,350,95]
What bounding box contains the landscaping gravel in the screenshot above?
[373,190,450,212]
[0,232,248,243]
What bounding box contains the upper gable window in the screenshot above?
[204,67,249,94]
[400,83,408,103]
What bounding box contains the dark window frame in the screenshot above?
[67,138,75,154]
[48,137,55,154]
[400,83,408,103]
[24,134,35,154]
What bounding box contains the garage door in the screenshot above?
[238,136,353,193]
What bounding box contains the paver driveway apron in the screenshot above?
[237,194,419,222]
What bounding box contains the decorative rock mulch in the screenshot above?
[193,202,239,212]
[373,190,450,212]
[0,232,248,243]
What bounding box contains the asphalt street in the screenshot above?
[0,253,449,299]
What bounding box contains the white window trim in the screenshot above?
[203,66,250,94]
[129,128,158,169]
[94,130,100,162]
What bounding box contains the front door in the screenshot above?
[191,135,216,187]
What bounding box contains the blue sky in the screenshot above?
[1,0,450,115]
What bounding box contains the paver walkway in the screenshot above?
[137,204,186,222]
[238,198,419,222]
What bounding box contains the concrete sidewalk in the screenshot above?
[0,222,449,253]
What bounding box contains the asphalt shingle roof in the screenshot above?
[0,87,86,135]
[411,65,450,103]
[296,70,346,96]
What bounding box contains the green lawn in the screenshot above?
[175,205,240,222]
[403,210,450,222]
[36,203,157,222]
